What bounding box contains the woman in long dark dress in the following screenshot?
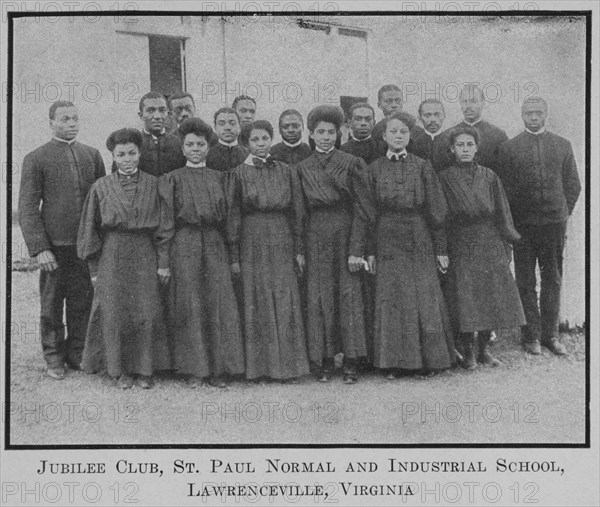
[77,128,170,389]
[439,125,526,368]
[227,120,309,381]
[161,118,245,388]
[296,106,367,383]
[350,112,455,378]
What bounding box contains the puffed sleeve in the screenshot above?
[349,159,377,258]
[492,172,521,244]
[225,168,242,264]
[18,152,51,257]
[77,184,103,277]
[422,161,448,256]
[289,164,306,257]
[155,174,175,269]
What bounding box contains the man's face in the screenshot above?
[350,107,374,140]
[235,99,256,128]
[419,103,445,134]
[384,118,410,152]
[170,96,195,125]
[460,90,484,123]
[139,97,168,135]
[378,90,403,116]
[50,106,79,141]
[214,112,240,143]
[521,101,548,132]
[279,114,303,145]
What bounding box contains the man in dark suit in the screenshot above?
[136,91,186,176]
[497,97,581,356]
[340,102,379,165]
[372,84,424,156]
[410,98,449,172]
[168,91,218,146]
[18,101,105,379]
[440,85,508,171]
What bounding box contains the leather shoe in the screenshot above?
[137,375,154,389]
[46,366,66,380]
[543,338,567,356]
[523,341,542,355]
[117,374,134,389]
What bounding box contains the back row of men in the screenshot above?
[132,84,511,176]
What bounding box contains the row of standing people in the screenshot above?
[18,84,581,388]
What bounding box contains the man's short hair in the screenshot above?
[348,102,375,119]
[139,91,167,113]
[522,96,548,111]
[49,101,75,120]
[377,84,402,103]
[278,109,304,126]
[418,98,445,116]
[384,111,416,131]
[232,95,256,109]
[168,92,195,108]
[213,107,240,124]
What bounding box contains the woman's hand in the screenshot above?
[348,255,364,273]
[230,262,240,277]
[36,250,58,272]
[367,255,376,275]
[157,267,171,285]
[436,255,449,274]
[296,254,306,276]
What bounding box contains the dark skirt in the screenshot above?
[447,221,526,332]
[168,225,245,377]
[374,212,454,370]
[81,230,170,378]
[240,212,309,379]
[306,207,367,364]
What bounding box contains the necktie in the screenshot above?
[390,153,406,162]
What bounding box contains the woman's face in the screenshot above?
[384,118,410,152]
[182,132,209,164]
[310,121,337,152]
[112,142,140,174]
[248,128,272,159]
[451,133,478,163]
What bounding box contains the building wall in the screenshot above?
[10,14,587,325]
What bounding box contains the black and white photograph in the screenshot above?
[1,1,598,506]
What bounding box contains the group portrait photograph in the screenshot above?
[2,4,591,449]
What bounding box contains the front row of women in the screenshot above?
[77,106,525,389]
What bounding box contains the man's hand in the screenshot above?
[90,276,97,288]
[367,255,376,275]
[36,250,58,272]
[436,255,449,274]
[348,255,364,273]
[157,267,171,285]
[230,262,240,277]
